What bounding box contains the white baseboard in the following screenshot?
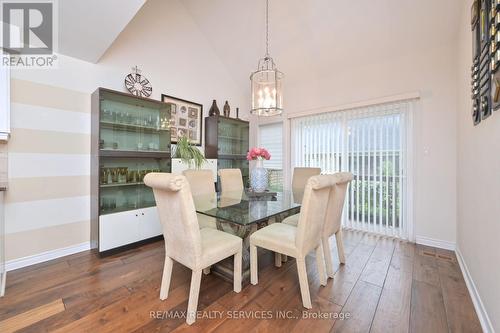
[5,242,91,272]
[456,247,494,333]
[415,235,456,251]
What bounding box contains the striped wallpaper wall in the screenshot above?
[5,79,91,261]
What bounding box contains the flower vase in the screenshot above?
[250,159,268,193]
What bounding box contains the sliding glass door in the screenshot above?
[259,122,283,191]
[291,102,411,239]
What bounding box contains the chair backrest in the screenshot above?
[323,172,353,237]
[295,175,335,254]
[144,173,202,267]
[183,169,215,196]
[218,168,244,193]
[292,167,321,192]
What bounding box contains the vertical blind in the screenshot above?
[259,122,283,169]
[291,102,411,239]
[259,122,284,191]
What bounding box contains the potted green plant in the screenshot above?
[173,136,207,169]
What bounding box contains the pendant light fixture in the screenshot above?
[250,0,284,116]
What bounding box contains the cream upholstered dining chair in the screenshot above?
[292,167,321,192]
[183,169,217,229]
[144,173,242,325]
[250,175,336,309]
[283,172,353,279]
[273,167,321,266]
[218,168,244,193]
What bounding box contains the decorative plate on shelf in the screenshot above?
[124,66,152,98]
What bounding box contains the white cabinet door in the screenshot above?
[139,206,162,240]
[99,210,140,251]
[171,159,218,181]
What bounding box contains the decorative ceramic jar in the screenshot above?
[223,101,231,117]
[250,159,268,192]
[209,100,220,116]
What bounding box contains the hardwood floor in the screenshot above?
[0,230,482,332]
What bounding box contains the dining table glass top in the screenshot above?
[192,190,303,226]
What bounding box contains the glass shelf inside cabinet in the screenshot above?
[100,91,171,154]
[99,157,171,215]
[217,118,249,156]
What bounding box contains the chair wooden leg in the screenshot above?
[315,244,327,286]
[250,244,258,285]
[160,256,173,300]
[296,258,312,309]
[335,230,346,264]
[234,250,242,293]
[274,252,282,267]
[322,237,335,279]
[186,269,202,325]
[203,267,211,275]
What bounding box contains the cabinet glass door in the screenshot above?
[99,157,170,215]
[100,91,171,153]
[218,119,249,156]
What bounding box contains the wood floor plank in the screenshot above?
[290,297,342,333]
[359,240,394,287]
[317,242,375,306]
[437,259,482,332]
[331,280,382,333]
[213,263,300,332]
[0,299,65,333]
[409,280,448,333]
[413,249,440,287]
[170,301,228,333]
[370,261,413,333]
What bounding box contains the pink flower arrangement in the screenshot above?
[246,147,271,161]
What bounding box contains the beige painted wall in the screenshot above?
[0,143,6,186]
[456,0,500,330]
[6,0,247,262]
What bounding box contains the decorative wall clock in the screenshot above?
[124,66,152,98]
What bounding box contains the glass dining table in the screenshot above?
[192,190,303,282]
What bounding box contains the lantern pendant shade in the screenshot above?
[250,57,283,116]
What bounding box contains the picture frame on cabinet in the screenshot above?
[161,94,203,146]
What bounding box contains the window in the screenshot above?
[291,102,412,239]
[259,122,283,191]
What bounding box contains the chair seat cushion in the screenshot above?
[250,223,298,257]
[200,228,242,267]
[197,213,217,229]
[282,214,299,226]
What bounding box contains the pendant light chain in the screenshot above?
[265,0,270,58]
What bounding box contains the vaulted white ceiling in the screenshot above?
[58,0,145,63]
[59,0,462,95]
[180,0,462,93]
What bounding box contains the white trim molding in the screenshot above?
[0,54,10,142]
[5,241,91,272]
[286,91,421,119]
[456,247,494,333]
[415,235,456,251]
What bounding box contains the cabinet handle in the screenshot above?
[135,214,138,217]
[142,212,145,216]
